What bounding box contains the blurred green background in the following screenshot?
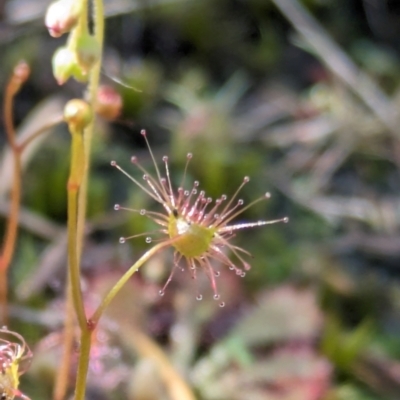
[2,0,400,399]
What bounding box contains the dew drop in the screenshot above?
[143,174,148,180]
[140,129,146,136]
[243,176,250,183]
[114,204,120,211]
[214,271,221,277]
[229,266,234,271]
[184,190,190,196]
[131,156,137,164]
[221,195,227,201]
[194,181,199,187]
[163,156,168,162]
[265,192,271,199]
[219,302,225,308]
[187,153,193,160]
[161,178,166,185]
[238,199,244,205]
[283,217,289,223]
[110,160,117,167]
[140,209,146,215]
[192,189,197,195]
[159,289,165,296]
[196,294,203,301]
[145,237,152,243]
[119,237,126,244]
[213,294,220,300]
[240,272,246,278]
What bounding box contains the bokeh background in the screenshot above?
[2,0,400,399]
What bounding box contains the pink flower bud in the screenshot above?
[13,61,30,86]
[95,85,123,120]
[45,0,81,38]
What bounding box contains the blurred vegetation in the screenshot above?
[2,0,400,399]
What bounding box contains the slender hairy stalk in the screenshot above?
[0,63,28,324]
[0,155,20,325]
[53,276,75,400]
[69,1,104,399]
[90,240,177,325]
[73,240,176,400]
[76,0,104,258]
[67,129,87,330]
[73,328,92,400]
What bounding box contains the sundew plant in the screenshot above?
[0,1,288,400]
[0,328,32,400]
[112,130,288,306]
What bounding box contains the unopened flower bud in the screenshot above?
[95,85,123,120]
[76,34,101,73]
[13,61,30,86]
[52,47,87,85]
[45,0,82,37]
[64,99,93,131]
[52,47,74,84]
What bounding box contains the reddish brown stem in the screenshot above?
[0,61,30,325]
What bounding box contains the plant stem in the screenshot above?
[0,66,24,325]
[70,1,104,399]
[53,275,75,400]
[73,327,92,400]
[0,152,21,325]
[90,240,175,325]
[74,238,180,400]
[76,0,104,259]
[67,131,87,330]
